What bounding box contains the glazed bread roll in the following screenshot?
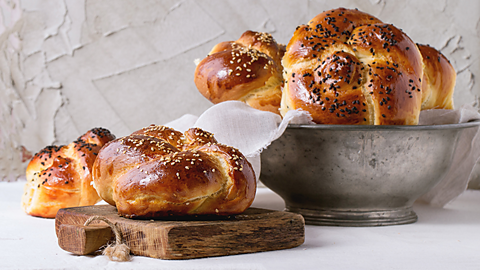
[194,30,285,115]
[281,8,454,125]
[417,43,455,110]
[92,125,256,218]
[21,128,115,218]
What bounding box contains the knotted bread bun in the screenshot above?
[92,125,256,218]
[21,128,115,218]
[194,30,286,115]
[417,43,455,110]
[280,7,455,125]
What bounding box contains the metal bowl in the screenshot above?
[259,120,480,226]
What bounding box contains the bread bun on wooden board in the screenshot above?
[92,125,256,218]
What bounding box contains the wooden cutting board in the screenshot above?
[55,205,305,260]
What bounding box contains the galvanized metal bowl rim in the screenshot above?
[287,119,480,131]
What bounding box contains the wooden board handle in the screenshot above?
[58,224,113,255]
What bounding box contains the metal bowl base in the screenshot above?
[286,206,418,227]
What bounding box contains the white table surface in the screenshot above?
[1,181,479,270]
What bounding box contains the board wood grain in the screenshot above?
[58,224,112,255]
[55,205,305,260]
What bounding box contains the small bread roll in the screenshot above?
[417,43,455,110]
[281,8,453,125]
[194,30,285,115]
[21,128,115,218]
[92,125,256,218]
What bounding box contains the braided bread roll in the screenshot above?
[280,8,455,125]
[194,30,285,115]
[21,128,115,218]
[92,125,256,218]
[417,43,455,110]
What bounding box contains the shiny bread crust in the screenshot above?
[194,31,285,115]
[281,7,454,125]
[21,128,115,218]
[92,125,256,218]
[417,44,455,110]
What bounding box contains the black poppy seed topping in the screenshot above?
[288,9,427,124]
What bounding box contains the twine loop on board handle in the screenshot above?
[84,216,131,262]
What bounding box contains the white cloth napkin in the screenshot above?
[166,101,314,179]
[417,105,480,206]
[166,101,480,207]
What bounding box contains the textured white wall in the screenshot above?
[1,0,479,181]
